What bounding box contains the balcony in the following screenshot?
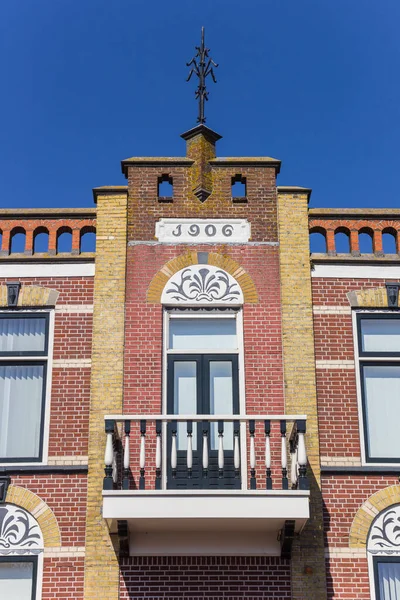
[102,415,310,556]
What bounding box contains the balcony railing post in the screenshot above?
[171,420,177,478]
[104,419,115,490]
[218,420,224,478]
[289,435,298,489]
[264,420,272,490]
[249,420,256,490]
[280,420,288,490]
[122,420,131,490]
[296,419,309,490]
[234,420,240,479]
[187,420,193,478]
[139,420,146,490]
[202,421,209,478]
[155,420,162,490]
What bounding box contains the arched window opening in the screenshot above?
[56,228,72,253]
[309,230,327,253]
[80,227,96,253]
[33,228,49,253]
[10,228,26,254]
[359,229,374,254]
[158,174,173,199]
[368,503,400,599]
[383,230,397,254]
[0,504,44,599]
[231,175,247,199]
[334,230,350,253]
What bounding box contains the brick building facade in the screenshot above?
[0,125,399,599]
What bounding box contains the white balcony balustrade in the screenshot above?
[102,415,310,556]
[103,415,308,492]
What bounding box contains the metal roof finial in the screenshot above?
[186,27,218,124]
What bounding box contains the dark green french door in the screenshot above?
[167,354,240,489]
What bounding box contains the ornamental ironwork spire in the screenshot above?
[186,27,218,124]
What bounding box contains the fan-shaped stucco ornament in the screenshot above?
[368,504,400,554]
[161,265,244,305]
[0,504,43,556]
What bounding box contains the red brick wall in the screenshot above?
[120,557,291,599]
[123,243,285,487]
[313,275,400,599]
[127,165,277,242]
[0,273,93,600]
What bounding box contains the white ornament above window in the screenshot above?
[161,265,244,305]
[368,504,400,554]
[0,504,43,555]
[155,219,251,243]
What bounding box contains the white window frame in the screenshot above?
[0,309,55,466]
[353,309,400,466]
[162,307,247,488]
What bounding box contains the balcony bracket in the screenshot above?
[117,520,129,557]
[280,519,296,559]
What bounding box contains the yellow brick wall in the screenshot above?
[277,190,327,600]
[83,191,127,600]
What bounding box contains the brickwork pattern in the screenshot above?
[120,557,291,599]
[0,213,95,256]
[83,191,128,599]
[277,190,327,599]
[127,163,277,242]
[309,214,400,255]
[349,484,400,548]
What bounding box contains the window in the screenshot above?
[164,309,243,489]
[374,557,400,600]
[356,313,400,462]
[0,312,50,462]
[368,504,400,599]
[0,504,44,600]
[0,556,38,600]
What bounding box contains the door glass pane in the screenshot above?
[210,361,234,450]
[173,361,197,450]
[363,365,400,459]
[361,318,400,353]
[377,561,400,599]
[0,561,34,599]
[169,318,237,350]
[0,365,44,459]
[0,317,46,353]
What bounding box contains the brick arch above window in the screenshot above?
[349,485,400,548]
[0,284,60,307]
[147,251,258,304]
[347,286,394,308]
[5,484,61,547]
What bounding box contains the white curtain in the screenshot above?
[169,318,237,350]
[378,561,400,599]
[0,317,46,353]
[363,365,400,459]
[0,562,33,600]
[0,365,44,458]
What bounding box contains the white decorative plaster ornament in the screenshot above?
[0,504,43,555]
[161,265,243,305]
[155,219,251,243]
[368,504,400,554]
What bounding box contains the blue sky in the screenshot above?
[1,0,399,209]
